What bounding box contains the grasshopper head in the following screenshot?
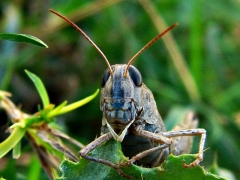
[100,64,143,141]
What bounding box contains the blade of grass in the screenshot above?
[25,70,50,108]
[0,33,48,48]
[139,0,200,103]
[27,155,41,180]
[190,0,203,88]
[44,0,124,37]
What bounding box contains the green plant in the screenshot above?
[0,33,99,179]
[57,139,225,180]
[0,69,99,179]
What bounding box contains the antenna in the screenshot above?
[49,9,113,76]
[123,23,178,78]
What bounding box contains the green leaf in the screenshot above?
[12,140,21,159]
[57,89,99,115]
[25,70,50,108]
[0,33,48,47]
[0,127,26,158]
[56,139,225,180]
[208,154,237,180]
[46,101,68,118]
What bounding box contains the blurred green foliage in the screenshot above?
[0,0,240,179]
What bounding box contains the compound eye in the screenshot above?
[101,69,111,87]
[128,65,142,87]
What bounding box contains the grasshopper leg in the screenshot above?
[119,128,206,168]
[119,129,172,166]
[120,143,170,166]
[79,132,129,177]
[162,128,206,167]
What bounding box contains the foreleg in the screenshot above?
[79,132,127,176]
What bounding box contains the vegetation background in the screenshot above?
[0,0,240,179]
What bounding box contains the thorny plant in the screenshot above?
[0,70,99,180]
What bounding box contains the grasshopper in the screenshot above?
[50,10,206,177]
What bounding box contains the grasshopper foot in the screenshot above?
[118,160,132,167]
[183,156,203,168]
